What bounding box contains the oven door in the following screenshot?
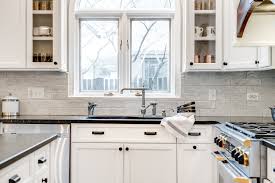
[212,152,255,183]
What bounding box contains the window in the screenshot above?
[70,0,182,97]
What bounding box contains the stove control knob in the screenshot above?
[234,150,242,161]
[231,148,238,158]
[214,137,218,144]
[238,153,245,165]
[218,139,224,148]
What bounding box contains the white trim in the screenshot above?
[68,0,183,98]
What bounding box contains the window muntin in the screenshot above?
[76,0,175,10]
[80,19,119,92]
[130,19,170,92]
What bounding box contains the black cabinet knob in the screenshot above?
[119,147,123,151]
[54,62,58,65]
[38,157,47,164]
[223,62,228,66]
[9,175,21,183]
[190,62,194,66]
[125,147,129,151]
[255,60,260,64]
[193,146,197,150]
[42,178,48,183]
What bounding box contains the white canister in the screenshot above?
[2,93,20,116]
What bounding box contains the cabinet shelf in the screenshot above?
[194,10,216,15]
[33,10,53,15]
[195,37,216,41]
[33,36,53,41]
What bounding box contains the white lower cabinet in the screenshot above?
[177,144,215,183]
[124,144,177,183]
[71,143,124,183]
[71,143,177,183]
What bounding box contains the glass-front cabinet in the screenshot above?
[187,0,222,71]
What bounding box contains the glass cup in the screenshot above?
[33,0,40,10]
[41,0,48,10]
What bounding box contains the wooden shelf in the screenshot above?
[195,37,216,41]
[194,10,216,15]
[33,10,53,15]
[33,36,53,41]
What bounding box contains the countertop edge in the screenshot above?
[0,135,58,170]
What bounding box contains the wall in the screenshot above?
[0,70,274,116]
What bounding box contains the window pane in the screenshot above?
[80,20,119,92]
[131,20,170,93]
[76,0,175,10]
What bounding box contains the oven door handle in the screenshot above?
[218,160,252,183]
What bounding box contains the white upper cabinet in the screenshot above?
[223,0,272,71]
[0,0,26,69]
[187,0,223,71]
[186,0,272,72]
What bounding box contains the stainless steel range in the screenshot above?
[213,122,275,183]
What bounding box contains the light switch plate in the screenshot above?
[247,93,259,101]
[28,87,45,99]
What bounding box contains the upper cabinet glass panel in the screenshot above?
[76,0,175,10]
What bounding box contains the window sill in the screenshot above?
[68,93,181,99]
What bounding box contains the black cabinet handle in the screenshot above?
[273,168,275,172]
[223,62,228,66]
[255,60,260,64]
[119,147,123,151]
[9,175,21,183]
[125,147,129,151]
[38,157,47,164]
[144,132,157,136]
[54,62,58,65]
[188,132,201,136]
[92,131,104,135]
[42,178,48,183]
[190,62,194,66]
[193,146,197,150]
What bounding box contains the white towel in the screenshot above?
[161,113,195,139]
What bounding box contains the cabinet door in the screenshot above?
[187,0,223,71]
[71,143,124,183]
[124,144,176,183]
[178,144,215,183]
[223,0,271,71]
[0,0,26,68]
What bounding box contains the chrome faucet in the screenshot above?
[88,102,97,116]
[120,87,152,116]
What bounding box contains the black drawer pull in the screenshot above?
[9,175,21,183]
[144,132,157,136]
[42,178,48,183]
[38,157,47,164]
[188,132,201,136]
[92,131,104,135]
[193,146,197,150]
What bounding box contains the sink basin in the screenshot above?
[87,115,163,120]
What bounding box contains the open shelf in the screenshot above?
[195,37,216,41]
[33,10,53,15]
[33,36,53,41]
[194,10,216,15]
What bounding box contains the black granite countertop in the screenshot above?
[0,115,273,125]
[0,134,58,170]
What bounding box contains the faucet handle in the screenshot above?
[88,102,97,106]
[150,102,158,106]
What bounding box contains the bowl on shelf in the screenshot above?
[270,107,275,121]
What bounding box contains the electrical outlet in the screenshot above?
[247,93,259,101]
[208,89,217,101]
[28,87,45,99]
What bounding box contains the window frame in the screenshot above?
[68,1,183,98]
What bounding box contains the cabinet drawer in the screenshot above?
[177,125,213,144]
[267,148,275,183]
[34,145,50,174]
[71,124,176,143]
[0,156,31,183]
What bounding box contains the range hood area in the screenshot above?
[236,0,275,46]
